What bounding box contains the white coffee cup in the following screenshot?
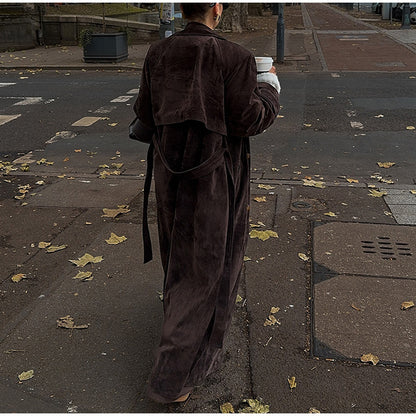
[255,56,273,73]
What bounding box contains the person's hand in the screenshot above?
[269,66,277,74]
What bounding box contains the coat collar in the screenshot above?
[180,21,226,40]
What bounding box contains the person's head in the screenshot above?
[180,3,227,29]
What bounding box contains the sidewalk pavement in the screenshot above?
[1,4,416,73]
[1,4,416,414]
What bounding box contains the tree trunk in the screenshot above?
[219,3,248,32]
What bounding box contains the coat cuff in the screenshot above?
[257,72,281,94]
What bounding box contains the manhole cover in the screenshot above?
[313,222,416,279]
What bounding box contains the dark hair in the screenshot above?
[180,3,212,20]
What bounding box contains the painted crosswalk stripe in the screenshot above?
[94,105,117,114]
[127,88,139,94]
[0,83,16,88]
[0,114,21,126]
[110,95,133,103]
[13,97,43,106]
[71,117,103,127]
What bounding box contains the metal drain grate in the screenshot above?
[313,222,416,279]
[361,237,413,260]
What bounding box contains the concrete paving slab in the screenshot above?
[0,222,251,413]
[0,201,81,283]
[0,223,163,413]
[314,274,416,365]
[384,193,416,204]
[0,381,66,413]
[313,222,416,278]
[391,213,416,225]
[26,177,141,208]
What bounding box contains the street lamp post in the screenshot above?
[401,3,411,29]
[276,4,285,64]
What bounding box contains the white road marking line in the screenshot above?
[350,121,364,129]
[13,97,43,106]
[127,88,139,94]
[0,114,21,126]
[45,131,77,144]
[13,151,36,164]
[110,95,133,103]
[71,116,103,127]
[94,105,117,114]
[0,83,16,88]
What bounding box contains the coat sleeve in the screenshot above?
[133,57,155,141]
[224,55,279,137]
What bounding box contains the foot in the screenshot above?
[173,392,190,403]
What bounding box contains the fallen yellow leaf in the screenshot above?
[368,189,387,198]
[377,162,395,168]
[220,402,235,413]
[288,376,297,390]
[361,353,379,365]
[263,314,280,326]
[406,126,415,130]
[309,408,321,413]
[69,253,103,267]
[270,306,280,314]
[258,184,275,190]
[38,241,51,249]
[111,163,124,169]
[302,179,326,188]
[18,370,34,381]
[249,229,278,241]
[57,315,89,330]
[46,245,67,253]
[72,271,93,281]
[11,273,27,283]
[253,196,266,202]
[324,212,337,217]
[102,206,130,218]
[298,253,309,262]
[240,399,270,413]
[401,301,414,310]
[235,295,243,304]
[243,256,251,262]
[346,178,358,183]
[410,190,416,195]
[105,232,127,245]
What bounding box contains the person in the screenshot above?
[133,2,281,404]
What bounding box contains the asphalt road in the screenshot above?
[1,70,415,185]
[0,70,141,159]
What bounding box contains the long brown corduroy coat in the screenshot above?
[133,21,280,403]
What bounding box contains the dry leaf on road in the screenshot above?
[377,162,395,168]
[105,233,127,245]
[18,370,34,382]
[346,178,358,183]
[240,399,270,413]
[57,315,89,330]
[406,126,415,130]
[361,353,379,365]
[253,196,266,203]
[368,189,387,198]
[324,212,337,217]
[102,205,130,218]
[298,253,310,262]
[69,253,103,267]
[11,273,27,283]
[401,301,414,310]
[263,315,280,326]
[288,376,297,390]
[303,179,326,188]
[72,271,93,281]
[249,230,278,241]
[270,306,280,314]
[46,245,67,253]
[220,402,235,413]
[38,241,51,249]
[258,184,275,190]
